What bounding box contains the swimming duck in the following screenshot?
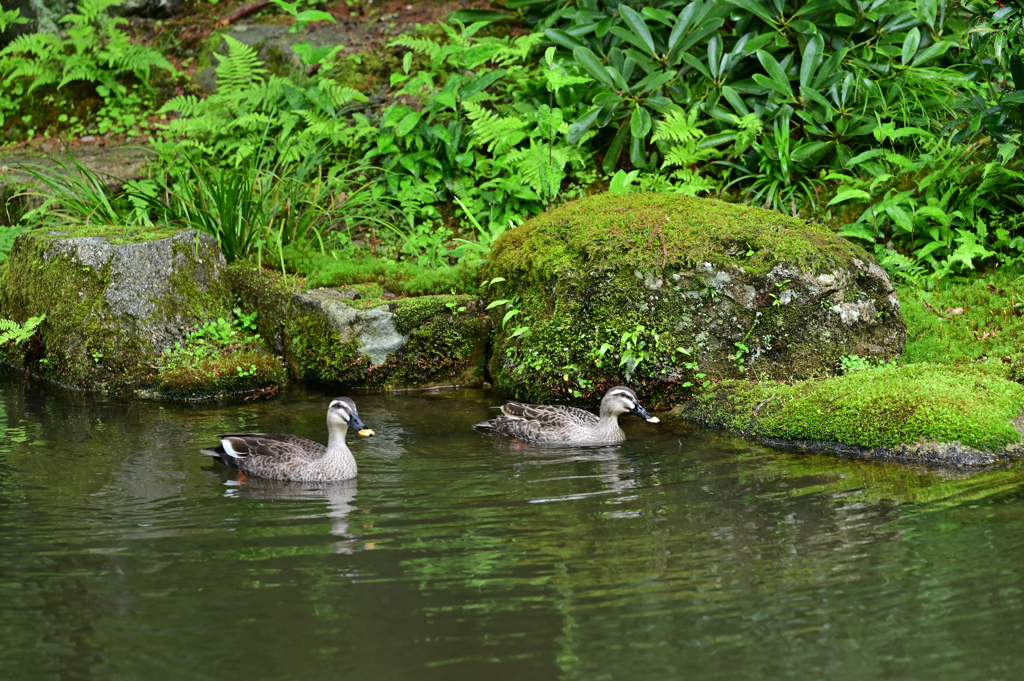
[200,397,374,482]
[473,386,659,445]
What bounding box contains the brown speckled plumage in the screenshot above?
[201,397,372,482]
[474,386,659,445]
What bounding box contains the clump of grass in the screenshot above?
[900,266,1024,365]
[679,363,1024,453]
[282,241,479,296]
[157,308,285,399]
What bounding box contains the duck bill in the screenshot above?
[630,404,660,424]
[349,414,375,437]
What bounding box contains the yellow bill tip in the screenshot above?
[358,428,375,437]
[646,417,661,424]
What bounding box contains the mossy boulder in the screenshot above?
[0,228,284,397]
[671,363,1024,468]
[483,193,906,408]
[230,263,493,389]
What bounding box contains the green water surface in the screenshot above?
[2,376,1024,680]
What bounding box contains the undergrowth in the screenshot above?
[157,308,285,398]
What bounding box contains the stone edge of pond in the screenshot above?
[229,262,494,391]
[667,364,1024,469]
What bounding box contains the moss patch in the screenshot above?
[157,348,286,399]
[486,192,864,285]
[677,363,1024,454]
[282,242,479,295]
[900,266,1024,365]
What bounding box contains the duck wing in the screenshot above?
[470,402,597,442]
[501,402,598,427]
[202,433,324,471]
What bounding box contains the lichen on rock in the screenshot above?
[483,192,906,407]
[671,363,1024,468]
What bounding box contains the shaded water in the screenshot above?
[3,376,1024,680]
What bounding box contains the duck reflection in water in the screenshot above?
[221,475,362,554]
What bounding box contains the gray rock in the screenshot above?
[228,263,493,390]
[483,193,907,408]
[291,290,407,367]
[0,229,234,392]
[0,0,73,48]
[110,0,182,18]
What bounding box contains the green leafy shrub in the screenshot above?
[0,0,175,139]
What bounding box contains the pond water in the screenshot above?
[3,376,1024,680]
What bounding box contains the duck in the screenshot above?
[473,386,659,445]
[200,397,374,482]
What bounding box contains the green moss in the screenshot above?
[282,242,479,296]
[285,309,372,385]
[157,348,286,399]
[486,192,863,285]
[900,266,1024,365]
[679,363,1024,452]
[27,223,184,244]
[228,260,305,355]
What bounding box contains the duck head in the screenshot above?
[600,386,660,423]
[327,397,375,437]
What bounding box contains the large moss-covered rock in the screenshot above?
[671,364,1024,468]
[483,193,905,408]
[0,228,281,396]
[230,263,493,389]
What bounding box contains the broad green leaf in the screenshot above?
[395,110,422,136]
[603,122,630,174]
[449,9,507,23]
[545,28,584,50]
[835,13,856,27]
[630,107,652,139]
[799,33,824,89]
[681,52,713,82]
[791,140,830,162]
[836,223,876,242]
[901,27,921,65]
[567,107,601,145]
[610,27,654,58]
[462,44,503,67]
[629,134,647,168]
[723,0,777,24]
[461,69,506,99]
[828,187,871,206]
[756,50,793,99]
[573,46,614,88]
[911,40,950,66]
[619,5,656,56]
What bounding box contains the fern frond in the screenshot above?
[215,36,267,90]
[651,107,705,144]
[388,35,442,60]
[463,101,526,154]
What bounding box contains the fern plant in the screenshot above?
[157,36,368,167]
[0,315,45,347]
[0,0,174,138]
